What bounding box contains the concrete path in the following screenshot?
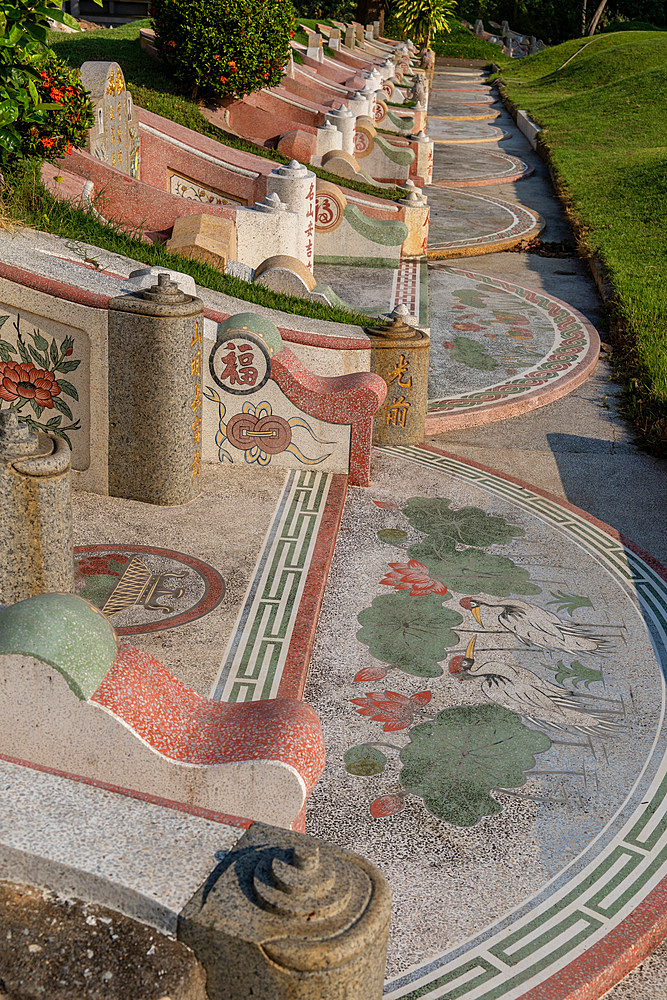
[301,62,667,1000]
[426,63,667,566]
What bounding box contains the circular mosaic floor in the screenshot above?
[428,119,510,144]
[430,90,497,104]
[306,444,667,1000]
[426,187,544,258]
[426,264,600,431]
[431,147,532,186]
[430,105,503,121]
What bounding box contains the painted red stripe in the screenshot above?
[0,752,252,829]
[278,473,348,700]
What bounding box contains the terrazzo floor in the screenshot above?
[304,445,667,1000]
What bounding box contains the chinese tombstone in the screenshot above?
[79,61,140,177]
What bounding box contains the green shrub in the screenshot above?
[150,0,296,99]
[18,59,94,163]
[0,0,96,164]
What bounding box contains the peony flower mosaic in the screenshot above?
[0,314,81,446]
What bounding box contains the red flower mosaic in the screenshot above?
[354,664,388,683]
[370,793,405,818]
[0,361,62,408]
[380,560,448,597]
[350,690,432,731]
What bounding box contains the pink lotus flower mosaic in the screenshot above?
[370,793,406,818]
[380,560,448,597]
[354,664,388,683]
[350,690,432,731]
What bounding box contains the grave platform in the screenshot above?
[425,263,600,431]
[304,444,667,1000]
[428,120,510,144]
[431,147,533,187]
[426,187,544,257]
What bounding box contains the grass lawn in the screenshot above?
[1,160,377,328]
[432,20,510,65]
[496,32,667,452]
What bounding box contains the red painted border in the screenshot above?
[410,442,667,998]
[0,259,371,353]
[73,544,225,635]
[519,875,667,1000]
[278,473,348,700]
[0,751,252,829]
[0,261,110,310]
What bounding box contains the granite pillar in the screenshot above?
[0,411,73,605]
[179,821,391,1000]
[366,308,430,446]
[325,107,356,156]
[108,273,204,505]
[267,161,316,272]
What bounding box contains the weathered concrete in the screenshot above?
[0,411,73,605]
[0,880,208,1000]
[179,821,392,1000]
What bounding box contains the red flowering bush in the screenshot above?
[15,58,95,163]
[150,0,295,99]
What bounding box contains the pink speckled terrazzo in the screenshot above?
[92,644,325,796]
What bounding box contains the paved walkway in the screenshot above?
[303,62,667,1000]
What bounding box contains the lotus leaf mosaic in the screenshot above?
[345,494,622,827]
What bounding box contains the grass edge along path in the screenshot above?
[48,20,407,202]
[2,160,379,328]
[494,32,667,454]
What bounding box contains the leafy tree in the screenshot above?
[391,0,458,46]
[151,0,295,100]
[292,0,357,20]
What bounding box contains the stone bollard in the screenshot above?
[365,307,430,446]
[178,821,391,1000]
[267,160,316,272]
[0,411,73,605]
[325,106,356,156]
[108,273,204,505]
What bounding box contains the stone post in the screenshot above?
[475,18,484,34]
[329,26,341,50]
[315,120,341,160]
[348,90,371,119]
[373,19,380,37]
[344,23,355,48]
[108,273,204,505]
[266,160,317,272]
[325,106,356,155]
[379,56,396,80]
[178,821,391,1000]
[365,308,430,446]
[0,411,73,605]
